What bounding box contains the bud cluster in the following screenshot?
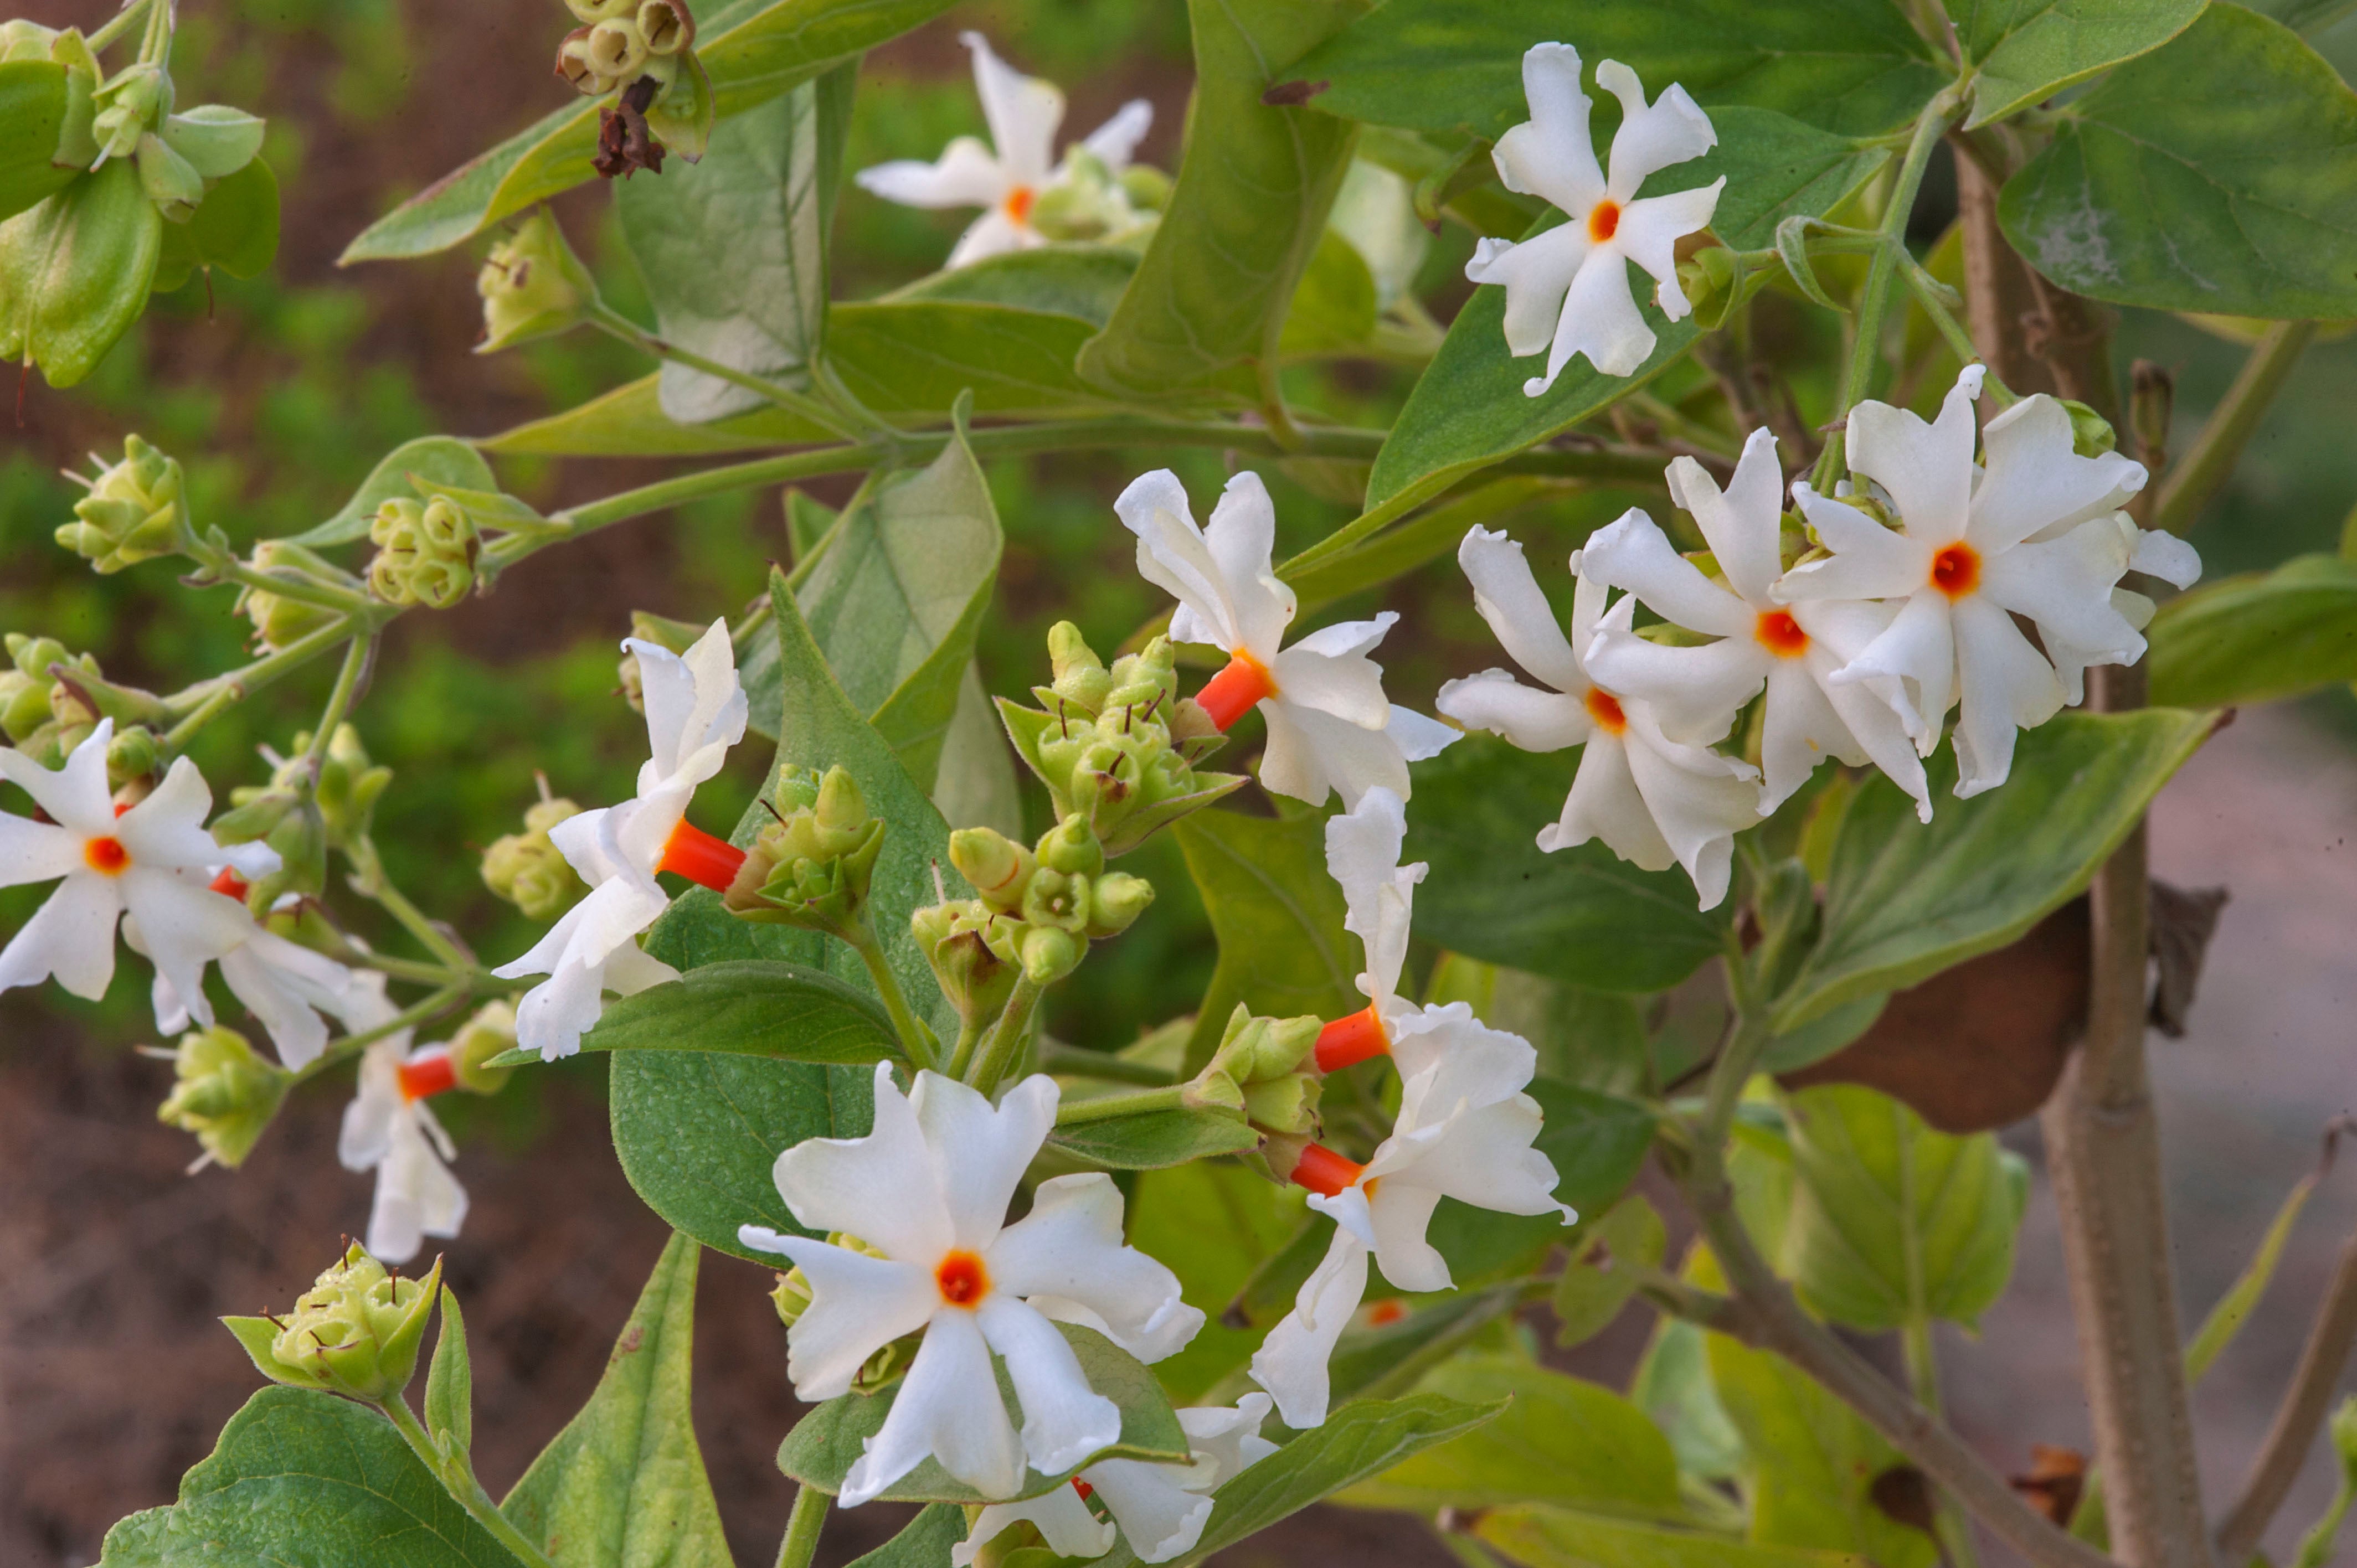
[58,435,190,574]
[1028,148,1162,246]
[936,813,1154,991]
[0,633,167,781]
[226,1244,441,1401]
[1185,1004,1323,1138]
[368,496,479,609]
[156,1025,292,1168]
[556,0,696,97]
[477,209,599,354]
[446,999,522,1095]
[723,765,885,940]
[482,796,589,920]
[217,726,390,910]
[238,541,366,652]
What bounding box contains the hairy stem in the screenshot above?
[965,975,1044,1096]
[2152,320,2318,538]
[379,1394,560,1568]
[1053,1083,1188,1126]
[843,924,937,1073]
[773,1486,831,1568]
[2216,1221,2357,1562]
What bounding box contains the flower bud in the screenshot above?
[314,724,393,851]
[770,1266,813,1328]
[446,999,519,1096]
[1021,867,1090,935]
[1015,924,1082,987]
[1118,164,1172,214]
[157,1025,291,1168]
[0,635,71,742]
[90,61,166,162]
[58,434,188,573]
[106,724,158,788]
[239,541,361,652]
[1207,1005,1320,1084]
[1045,622,1112,714]
[2061,399,2118,458]
[1103,638,1177,723]
[1036,814,1104,878]
[725,766,886,936]
[368,496,478,608]
[1241,1072,1322,1136]
[949,826,1035,914]
[477,208,598,353]
[225,1243,442,1401]
[0,20,59,63]
[1086,871,1153,940]
[136,130,203,220]
[911,898,1018,1029]
[637,0,694,54]
[482,797,589,920]
[212,783,299,846]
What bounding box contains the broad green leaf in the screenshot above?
[2148,553,2357,708]
[290,435,497,548]
[151,157,280,293]
[1757,990,1888,1076]
[1286,477,1610,615]
[1475,1503,1874,1568]
[1999,2,2357,317]
[1770,709,2215,1030]
[495,960,902,1066]
[503,1234,730,1568]
[846,1505,965,1568]
[341,0,955,261]
[1338,1355,1681,1517]
[1044,1104,1261,1169]
[1552,1195,1668,1347]
[1403,736,1730,993]
[1779,1084,2024,1332]
[1278,227,1380,359]
[616,66,853,423]
[1326,1283,1528,1409]
[0,160,162,389]
[886,244,1139,327]
[1287,0,1944,142]
[1951,0,2207,128]
[1629,1318,1745,1482]
[1075,0,1365,395]
[1130,1160,1308,1402]
[425,1287,474,1459]
[1088,1395,1509,1568]
[932,664,1024,836]
[0,61,76,225]
[776,1322,1186,1503]
[95,1386,524,1567]
[1172,807,1360,1074]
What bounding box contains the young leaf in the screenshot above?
[1551,1194,1667,1348]
[1769,709,2216,1030]
[1950,0,2206,129]
[1277,228,1380,359]
[424,1286,474,1460]
[498,960,903,1066]
[1629,1318,1746,1482]
[0,61,74,226]
[844,1505,966,1568]
[775,1322,1187,1503]
[1044,1105,1262,1169]
[289,436,498,548]
[932,664,1025,836]
[1999,3,2357,317]
[152,157,280,293]
[1325,1282,1525,1410]
[0,160,163,389]
[1129,1160,1308,1402]
[1172,807,1361,1074]
[886,244,1140,326]
[2147,553,2357,708]
[1474,1504,1876,1568]
[502,1233,733,1568]
[95,1386,523,1567]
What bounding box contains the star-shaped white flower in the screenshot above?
[148,914,387,1072]
[1115,470,1457,809]
[740,1066,1203,1506]
[1578,428,1933,820]
[953,1395,1278,1566]
[855,32,1153,268]
[1438,528,1762,909]
[1774,368,2187,797]
[1466,43,1723,391]
[339,974,466,1266]
[0,721,274,1020]
[495,620,748,1061]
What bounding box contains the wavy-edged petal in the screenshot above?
[963,33,1063,189]
[1754,659,1856,813]
[746,1231,940,1401]
[1437,668,1588,752]
[1271,617,1394,730]
[989,1173,1201,1362]
[115,757,223,871]
[948,209,1039,268]
[1248,1227,1368,1430]
[1778,485,1929,602]
[1620,712,1761,909]
[1613,181,1721,318]
[1259,698,1417,811]
[1951,595,2064,798]
[1671,428,1787,604]
[1079,99,1154,173]
[914,1070,1057,1252]
[1830,588,1955,744]
[1537,248,1653,388]
[845,1306,1023,1506]
[1457,525,1586,692]
[771,1062,956,1263]
[857,138,1008,210]
[1181,1394,1277,1486]
[0,720,115,836]
[2130,527,2201,588]
[1970,393,2146,553]
[1979,517,2142,664]
[1583,625,1764,746]
[631,617,747,794]
[1389,1007,1537,1122]
[367,1115,467,1265]
[1116,470,1243,655]
[1580,511,1753,638]
[1464,221,1589,360]
[1847,367,1983,546]
[1490,43,1604,215]
[0,812,81,889]
[1597,61,1717,200]
[121,866,253,1025]
[977,1294,1123,1477]
[955,1483,1111,1567]
[1326,787,1420,1008]
[1087,1457,1214,1564]
[1197,473,1294,664]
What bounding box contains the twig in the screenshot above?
[2152,321,2318,538]
[2216,1222,2357,1562]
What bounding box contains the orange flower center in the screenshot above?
[1930,542,1981,599]
[1366,1298,1408,1327]
[936,1250,991,1307]
[398,1051,460,1103]
[209,866,250,901]
[1314,1004,1391,1073]
[1583,687,1628,736]
[1755,610,1809,658]
[1003,185,1036,225]
[1288,1143,1366,1198]
[1587,199,1620,243]
[1194,650,1279,731]
[657,817,747,891]
[84,836,129,875]
[1071,1477,1097,1502]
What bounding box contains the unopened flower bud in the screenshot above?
[911,898,1017,1028]
[949,826,1035,913]
[1241,1072,1321,1136]
[446,1000,519,1095]
[1036,814,1104,878]
[770,1266,813,1328]
[225,1243,442,1400]
[313,724,393,851]
[1207,1005,1320,1084]
[157,1025,291,1168]
[1016,924,1082,986]
[1086,871,1153,939]
[90,61,166,161]
[1118,164,1172,214]
[2060,399,2118,458]
[1103,638,1177,722]
[58,434,188,573]
[213,784,299,847]
[239,541,362,652]
[483,796,589,919]
[106,724,158,787]
[1046,621,1111,714]
[725,766,886,935]
[0,635,72,743]
[477,208,598,353]
[368,497,478,608]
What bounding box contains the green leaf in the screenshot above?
[1089,1395,1509,1568]
[425,1287,474,1459]
[2148,553,2357,708]
[1286,0,1945,142]
[933,664,1025,836]
[1998,2,2357,317]
[1629,1319,1745,1482]
[1326,1283,1527,1409]
[341,0,955,262]
[1552,1195,1668,1348]
[503,1234,733,1568]
[845,1505,965,1568]
[1778,1084,2024,1332]
[1951,0,2207,128]
[1045,1105,1262,1169]
[1402,736,1730,993]
[152,157,279,293]
[885,244,1139,327]
[290,435,498,548]
[1771,709,2215,1030]
[0,61,76,225]
[2185,1155,2320,1381]
[1474,1503,1875,1568]
[1278,227,1380,359]
[509,960,902,1065]
[0,161,162,389]
[95,1386,524,1567]
[1337,1355,1682,1517]
[1172,807,1360,1075]
[776,1322,1186,1503]
[1129,1160,1308,1402]
[1075,0,1365,395]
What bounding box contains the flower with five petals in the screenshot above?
[338,974,467,1266]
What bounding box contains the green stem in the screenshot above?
[590,303,860,443]
[965,975,1045,1096]
[163,615,354,725]
[1035,1038,1177,1086]
[1905,1316,1984,1568]
[214,555,380,618]
[86,0,157,54]
[289,986,465,1087]
[303,633,372,772]
[1901,262,2016,406]
[845,924,937,1073]
[348,836,474,974]
[2152,318,2318,537]
[1054,1082,1188,1126]
[944,1015,986,1081]
[378,1395,561,1568]
[773,1486,831,1568]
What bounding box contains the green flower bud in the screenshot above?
[1118,164,1172,214]
[1103,638,1177,723]
[483,796,589,920]
[368,496,478,609]
[949,826,1035,914]
[259,796,328,906]
[313,724,393,852]
[637,0,694,54]
[0,635,74,743]
[1241,1071,1322,1136]
[106,724,158,787]
[225,1244,442,1401]
[1209,1007,1320,1084]
[446,999,519,1096]
[1036,814,1104,879]
[238,541,359,652]
[58,434,188,573]
[1021,867,1091,935]
[156,1025,291,1168]
[770,1266,812,1328]
[2061,398,2118,458]
[724,766,886,936]
[477,208,598,353]
[1086,871,1154,940]
[1046,621,1111,714]
[911,899,1018,1030]
[90,61,167,162]
[136,130,203,220]
[1015,924,1082,987]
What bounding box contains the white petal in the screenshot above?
[948,210,1041,268]
[115,757,225,871]
[963,32,1064,188]
[1831,590,1955,745]
[367,1116,467,1266]
[1177,1394,1277,1486]
[1259,700,1411,811]
[1201,473,1294,661]
[1950,596,2064,798]
[1088,1458,1214,1563]
[601,938,680,996]
[773,1062,956,1264]
[1620,720,1761,909]
[339,1045,404,1170]
[1809,651,1933,822]
[1596,61,1717,200]
[752,1232,940,1401]
[1669,427,1787,605]
[844,1308,1022,1507]
[913,1069,1058,1252]
[1969,394,2147,554]
[1385,705,1459,764]
[1613,181,1722,320]
[1542,734,1672,870]
[977,1296,1123,1477]
[1079,100,1153,173]
[1326,788,1421,1008]
[1777,484,1928,603]
[1374,1097,1571,1231]
[1755,660,1857,813]
[1364,1180,1450,1293]
[1270,622,1393,730]
[1535,248,1653,389]
[991,1173,1202,1363]
[506,952,606,1063]
[0,720,115,835]
[0,813,83,888]
[121,866,254,1024]
[857,139,1009,210]
[631,619,746,795]
[2130,527,2202,589]
[1578,510,1753,637]
[1248,1228,1369,1430]
[1846,370,1980,547]
[1115,471,1244,656]
[1457,525,1584,692]
[219,940,331,1070]
[1437,669,1589,752]
[1979,518,2143,664]
[1463,222,1589,360]
[1582,624,1764,746]
[1491,43,1604,216]
[955,1484,1112,1567]
[1389,1007,1538,1123]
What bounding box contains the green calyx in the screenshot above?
[1186,1004,1321,1134]
[311,724,392,851]
[225,1243,441,1401]
[156,1025,291,1168]
[482,796,588,920]
[238,540,361,652]
[0,632,166,774]
[476,207,598,353]
[58,433,189,573]
[943,813,1155,988]
[368,495,479,609]
[724,765,885,937]
[218,728,385,909]
[910,898,1018,1030]
[445,999,519,1095]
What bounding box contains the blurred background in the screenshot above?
[2,1,2355,1564]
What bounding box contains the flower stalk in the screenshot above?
[377,1394,562,1568]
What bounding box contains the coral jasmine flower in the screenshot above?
[1438,529,1761,909]
[0,720,275,1020]
[1775,369,2180,796]
[855,33,1153,267]
[338,974,466,1266]
[147,904,388,1072]
[952,1395,1278,1565]
[1578,429,1933,819]
[740,1066,1202,1505]
[1115,470,1457,809]
[1465,43,1723,391]
[495,620,748,1061]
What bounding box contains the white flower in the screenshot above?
[0,721,274,1021]
[953,1395,1278,1566]
[148,919,385,1071]
[1438,529,1761,909]
[1774,368,2182,797]
[1249,1076,1571,1430]
[740,1066,1203,1506]
[1465,44,1723,391]
[338,976,466,1266]
[495,620,747,1061]
[855,33,1153,268]
[1115,470,1457,809]
[1578,428,1933,820]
